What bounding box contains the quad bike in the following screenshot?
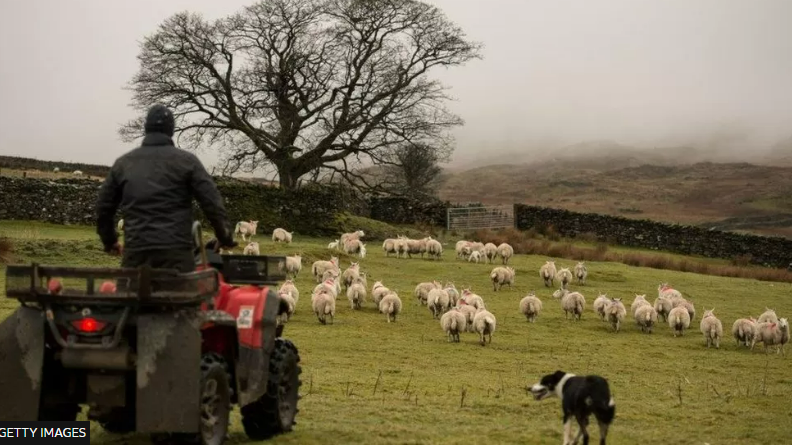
[0,221,301,444]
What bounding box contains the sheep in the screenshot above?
[455,240,471,259]
[53,167,60,173]
[343,238,366,258]
[467,250,483,263]
[371,281,390,305]
[557,268,573,289]
[468,242,485,253]
[279,280,300,307]
[757,308,778,324]
[379,291,402,323]
[382,238,398,257]
[340,230,365,245]
[482,242,498,264]
[573,261,587,285]
[490,266,515,291]
[359,243,367,259]
[234,220,259,242]
[414,281,441,305]
[341,262,361,290]
[732,317,758,348]
[653,295,673,323]
[630,294,651,318]
[440,308,467,342]
[426,239,443,260]
[353,272,368,289]
[395,236,410,258]
[604,297,627,332]
[328,239,340,250]
[552,288,585,321]
[593,294,610,321]
[458,304,477,332]
[322,268,339,282]
[459,289,485,310]
[312,257,339,282]
[751,318,789,355]
[539,261,557,287]
[472,308,497,346]
[497,243,514,265]
[427,288,451,319]
[277,291,296,324]
[347,282,367,310]
[117,219,124,232]
[312,291,335,324]
[519,293,543,322]
[667,306,691,337]
[658,283,683,300]
[285,255,302,278]
[312,278,338,300]
[699,308,723,349]
[675,299,696,323]
[72,170,83,176]
[404,237,431,259]
[634,304,658,334]
[444,282,460,307]
[243,242,260,256]
[272,228,293,243]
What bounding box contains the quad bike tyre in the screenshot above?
[151,353,232,445]
[241,338,302,440]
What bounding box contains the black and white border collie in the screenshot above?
[529,370,615,445]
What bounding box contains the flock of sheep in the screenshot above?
[226,220,790,354]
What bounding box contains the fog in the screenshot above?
[1,0,791,171]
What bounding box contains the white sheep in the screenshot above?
[382,238,398,257]
[593,294,610,321]
[234,220,259,242]
[458,304,477,332]
[519,293,543,323]
[340,230,365,245]
[539,261,557,287]
[557,267,573,289]
[426,239,443,260]
[347,282,367,310]
[312,256,339,282]
[117,219,124,232]
[469,242,485,253]
[490,266,515,291]
[379,291,402,323]
[440,308,467,342]
[472,308,497,346]
[327,239,340,250]
[459,289,485,310]
[630,294,651,318]
[341,262,361,290]
[313,277,339,300]
[667,306,691,337]
[757,308,778,324]
[634,304,658,334]
[699,308,723,349]
[732,317,758,348]
[658,283,683,300]
[482,242,498,264]
[53,167,60,173]
[371,281,390,305]
[395,236,410,259]
[751,318,789,355]
[285,255,302,278]
[243,241,260,256]
[72,170,83,176]
[455,240,471,260]
[405,237,431,259]
[272,228,293,243]
[653,295,673,323]
[674,299,696,323]
[277,290,296,324]
[553,288,585,321]
[497,243,514,265]
[312,291,335,324]
[444,282,460,307]
[414,280,441,305]
[467,250,483,263]
[343,238,366,258]
[279,280,299,307]
[574,261,587,285]
[604,297,627,332]
[427,288,451,319]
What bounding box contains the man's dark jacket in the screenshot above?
[96,132,234,253]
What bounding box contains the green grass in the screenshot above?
[1,221,791,444]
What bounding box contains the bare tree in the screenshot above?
[120,0,482,190]
[384,143,447,196]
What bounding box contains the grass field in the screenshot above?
[1,221,791,445]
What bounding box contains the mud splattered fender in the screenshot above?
[0,307,45,420]
[236,287,280,407]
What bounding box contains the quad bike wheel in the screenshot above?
[151,353,232,445]
[241,338,302,440]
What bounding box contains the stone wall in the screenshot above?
[368,196,448,226]
[515,204,792,268]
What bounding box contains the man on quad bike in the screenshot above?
[95,104,237,270]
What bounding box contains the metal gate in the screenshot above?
[446,205,514,231]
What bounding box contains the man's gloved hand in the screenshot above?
[218,240,238,251]
[105,242,123,256]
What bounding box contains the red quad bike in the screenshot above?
[0,221,301,445]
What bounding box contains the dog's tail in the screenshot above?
[599,396,616,424]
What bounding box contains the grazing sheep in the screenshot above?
[634,304,658,334]
[482,243,498,264]
[279,280,300,307]
[311,291,335,324]
[458,304,477,332]
[404,237,431,259]
[653,295,673,323]
[379,292,402,323]
[342,262,361,290]
[427,288,451,319]
[593,294,610,321]
[667,306,691,337]
[605,297,627,332]
[757,308,778,324]
[243,242,260,256]
[285,255,302,278]
[328,239,340,250]
[557,268,573,289]
[539,261,557,287]
[272,228,293,243]
[497,243,514,265]
[371,281,390,305]
[414,281,441,305]
[440,308,467,342]
[234,220,259,242]
[658,283,683,300]
[312,257,340,282]
[394,236,410,259]
[467,250,483,263]
[490,266,515,291]
[752,318,789,355]
[426,239,443,260]
[472,308,497,346]
[699,308,723,349]
[519,293,543,322]
[444,282,460,307]
[732,317,758,348]
[630,294,651,318]
[347,282,367,310]
[277,291,296,323]
[455,240,472,260]
[459,289,485,310]
[469,242,485,254]
[574,261,587,285]
[552,288,585,321]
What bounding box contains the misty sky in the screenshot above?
[1,0,791,170]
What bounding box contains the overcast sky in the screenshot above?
[1,0,791,170]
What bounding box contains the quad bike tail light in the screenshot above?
[71,317,107,333]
